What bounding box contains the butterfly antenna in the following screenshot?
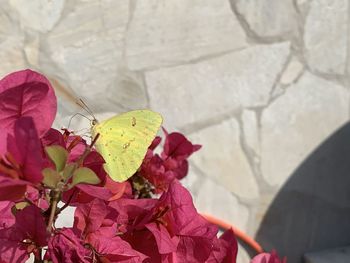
[67,113,93,130]
[76,98,97,121]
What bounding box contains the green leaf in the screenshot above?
[15,201,30,210]
[42,168,62,188]
[45,145,68,172]
[70,167,100,188]
[62,163,78,181]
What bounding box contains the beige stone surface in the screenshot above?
[126,0,247,70]
[0,38,26,78]
[189,118,259,200]
[0,4,27,77]
[146,42,290,129]
[242,109,260,157]
[42,0,148,112]
[261,72,349,187]
[234,0,297,38]
[304,0,348,74]
[280,56,304,85]
[10,0,65,33]
[193,176,250,232]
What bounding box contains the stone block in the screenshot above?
[146,43,290,130]
[304,0,348,74]
[261,72,349,187]
[126,0,247,70]
[189,118,259,200]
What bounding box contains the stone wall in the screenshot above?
[1,0,350,262]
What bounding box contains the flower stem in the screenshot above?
[46,190,60,233]
[57,188,77,214]
[45,135,99,233]
[34,248,43,263]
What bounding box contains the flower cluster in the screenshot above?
[0,69,285,263]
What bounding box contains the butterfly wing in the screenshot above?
[92,110,162,182]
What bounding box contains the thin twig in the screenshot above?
[33,248,42,263]
[45,134,100,233]
[57,188,77,214]
[46,190,60,233]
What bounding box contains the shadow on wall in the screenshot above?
[255,122,350,263]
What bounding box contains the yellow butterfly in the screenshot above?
[48,79,162,183]
[91,110,162,182]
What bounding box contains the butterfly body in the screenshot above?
[91,110,162,182]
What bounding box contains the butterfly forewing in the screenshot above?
[92,110,162,182]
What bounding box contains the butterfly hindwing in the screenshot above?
[92,110,162,182]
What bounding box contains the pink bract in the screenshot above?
[120,180,220,262]
[47,228,90,263]
[251,250,287,263]
[140,129,201,193]
[208,228,238,263]
[0,178,28,202]
[0,117,45,201]
[0,201,15,229]
[0,205,47,263]
[74,199,147,262]
[6,117,45,184]
[0,70,57,155]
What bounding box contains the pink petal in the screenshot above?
[162,131,201,160]
[16,205,47,246]
[149,136,162,150]
[7,117,45,184]
[74,198,109,235]
[89,234,147,263]
[145,223,178,254]
[160,180,218,238]
[0,177,28,201]
[47,228,89,263]
[41,128,65,148]
[0,69,57,139]
[207,229,238,263]
[0,201,15,229]
[123,229,161,262]
[251,251,287,263]
[0,228,29,263]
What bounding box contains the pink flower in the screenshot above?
[140,129,201,193]
[140,154,176,193]
[206,229,238,263]
[0,205,47,263]
[0,201,15,230]
[251,250,287,263]
[0,117,45,201]
[0,69,57,155]
[162,129,201,163]
[74,199,147,262]
[6,117,45,184]
[119,180,219,262]
[47,228,90,263]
